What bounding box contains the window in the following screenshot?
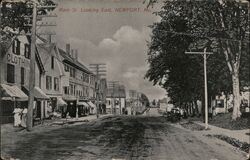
[24,44,31,59]
[21,67,25,85]
[46,76,52,90]
[54,77,59,91]
[64,64,69,72]
[51,56,54,69]
[7,64,15,83]
[69,84,74,95]
[73,85,76,95]
[70,67,76,78]
[12,39,20,55]
[64,86,68,95]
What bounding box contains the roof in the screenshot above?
[107,85,126,98]
[58,48,92,74]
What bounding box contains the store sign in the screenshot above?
[7,53,29,66]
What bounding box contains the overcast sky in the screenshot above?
[50,0,166,100]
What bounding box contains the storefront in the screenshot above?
[21,86,50,120]
[87,101,96,115]
[0,84,28,124]
[76,101,90,117]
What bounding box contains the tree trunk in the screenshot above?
[231,71,241,120]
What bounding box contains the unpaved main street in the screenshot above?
[1,108,246,160]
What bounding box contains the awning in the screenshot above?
[22,86,49,100]
[57,97,67,106]
[1,84,28,101]
[87,101,96,108]
[77,101,89,107]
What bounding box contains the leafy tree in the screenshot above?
[146,0,249,120]
[0,0,56,48]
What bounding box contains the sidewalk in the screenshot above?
[1,114,112,134]
[194,121,250,144]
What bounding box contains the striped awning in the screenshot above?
[1,84,28,101]
[22,86,49,100]
[57,97,67,106]
[87,101,96,108]
[77,101,89,107]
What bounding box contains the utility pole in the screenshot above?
[185,48,212,130]
[27,1,37,131]
[89,63,106,118]
[26,1,57,131]
[108,81,119,115]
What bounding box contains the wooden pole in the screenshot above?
[27,1,37,131]
[204,50,208,129]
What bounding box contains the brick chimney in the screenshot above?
[66,44,70,55]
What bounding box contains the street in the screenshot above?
[1,108,246,160]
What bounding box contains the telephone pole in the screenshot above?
[185,48,213,130]
[27,1,37,131]
[89,63,106,118]
[26,1,57,131]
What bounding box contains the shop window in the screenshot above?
[46,76,52,90]
[7,64,15,83]
[54,77,59,91]
[21,67,25,85]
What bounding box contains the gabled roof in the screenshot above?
[58,48,92,74]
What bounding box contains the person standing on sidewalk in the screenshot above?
[21,108,28,128]
[13,108,22,127]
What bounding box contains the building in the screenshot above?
[106,84,126,114]
[34,38,68,119]
[0,35,49,124]
[126,90,149,115]
[58,44,97,118]
[98,78,107,114]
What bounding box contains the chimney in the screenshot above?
[66,44,70,55]
[74,49,78,61]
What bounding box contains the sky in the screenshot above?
[48,0,166,100]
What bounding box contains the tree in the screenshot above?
[0,0,56,45]
[145,0,249,120]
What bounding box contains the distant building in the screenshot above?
[126,90,148,115]
[106,85,126,114]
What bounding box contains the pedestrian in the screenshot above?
[21,108,28,128]
[13,108,22,127]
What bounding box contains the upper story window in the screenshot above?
[12,39,20,55]
[7,64,15,83]
[24,44,31,59]
[64,64,69,72]
[51,56,54,69]
[21,67,25,85]
[46,76,52,90]
[70,67,76,78]
[54,77,59,91]
[63,86,68,95]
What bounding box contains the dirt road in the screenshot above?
[1,113,246,160]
